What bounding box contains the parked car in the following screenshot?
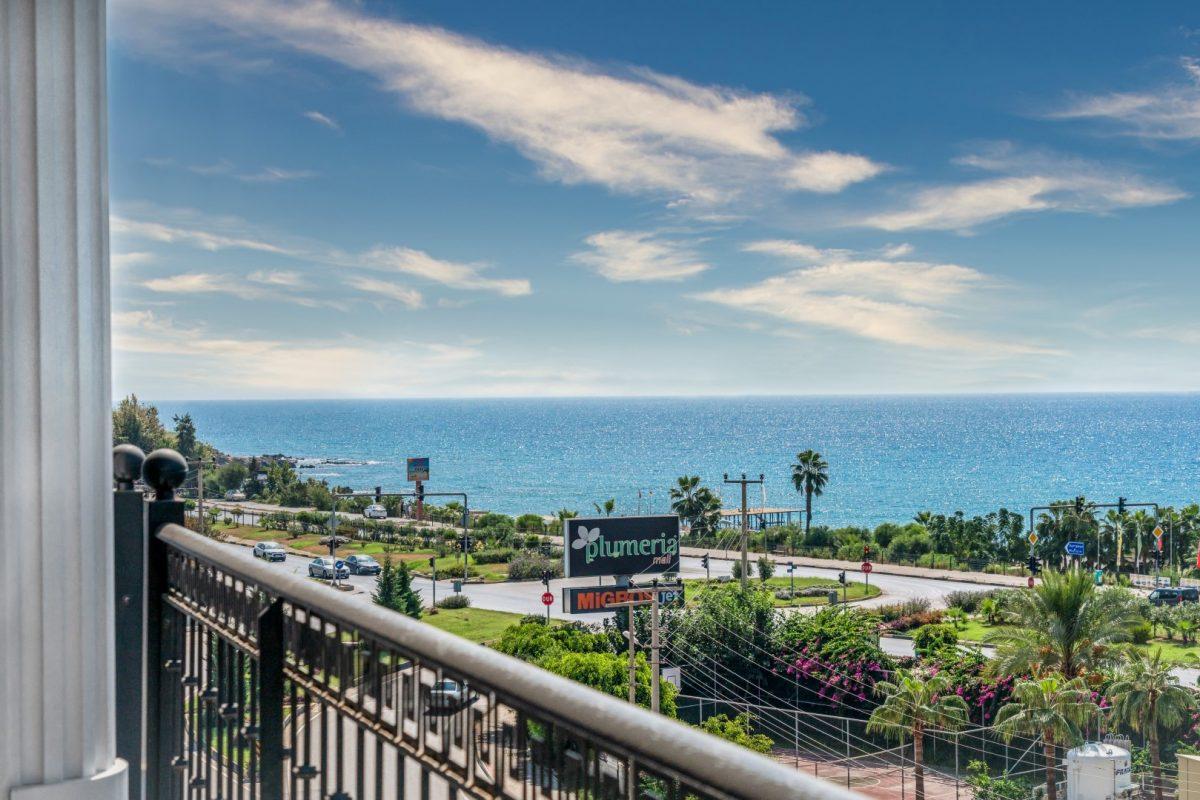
[308,557,349,580]
[223,490,246,501]
[345,554,381,575]
[1149,587,1200,606]
[253,541,287,562]
[429,679,470,709]
[363,503,388,520]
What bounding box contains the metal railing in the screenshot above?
[120,447,863,800]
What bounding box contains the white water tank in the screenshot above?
[1066,742,1133,800]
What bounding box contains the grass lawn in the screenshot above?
[423,608,553,644]
[953,617,1200,665]
[683,576,879,607]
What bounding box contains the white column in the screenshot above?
[0,1,126,799]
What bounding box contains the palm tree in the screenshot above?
[790,450,828,539]
[1109,648,1196,800]
[593,498,615,517]
[670,476,721,537]
[986,568,1139,679]
[993,675,1100,800]
[867,670,968,800]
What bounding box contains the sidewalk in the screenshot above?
[688,543,1030,587]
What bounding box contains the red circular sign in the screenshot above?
[1027,577,1035,588]
[861,562,873,574]
[541,591,554,606]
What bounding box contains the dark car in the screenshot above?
[1149,587,1199,606]
[345,554,381,575]
[308,557,350,580]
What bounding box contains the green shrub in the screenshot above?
[508,553,563,581]
[757,555,775,582]
[912,623,958,656]
[471,549,516,564]
[515,513,546,532]
[436,593,471,609]
[874,598,932,623]
[1130,621,1152,645]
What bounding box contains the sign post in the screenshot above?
[861,561,872,592]
[407,457,429,521]
[563,515,680,579]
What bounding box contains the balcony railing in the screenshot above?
[117,447,863,800]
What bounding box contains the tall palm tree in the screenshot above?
[1109,649,1196,800]
[867,670,968,800]
[790,450,828,539]
[986,568,1139,679]
[993,675,1100,800]
[593,498,615,517]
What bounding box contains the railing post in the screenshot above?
[142,449,188,800]
[113,445,147,800]
[258,599,286,799]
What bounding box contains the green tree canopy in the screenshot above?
[112,394,172,452]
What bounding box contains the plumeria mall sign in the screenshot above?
[564,515,681,578]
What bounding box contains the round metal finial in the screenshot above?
[142,448,188,500]
[113,444,146,490]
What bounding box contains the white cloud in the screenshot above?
[573,230,710,282]
[303,109,341,132]
[236,166,317,183]
[113,309,480,395]
[742,240,829,262]
[142,270,343,308]
[111,251,156,269]
[358,247,531,297]
[247,269,310,289]
[858,145,1184,232]
[112,0,883,205]
[1051,57,1200,140]
[881,243,914,259]
[113,207,532,297]
[343,275,424,309]
[695,254,1052,355]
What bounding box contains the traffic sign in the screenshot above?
[861,562,873,574]
[1027,576,1035,588]
[1064,541,1086,557]
[1028,532,1039,546]
[541,592,554,606]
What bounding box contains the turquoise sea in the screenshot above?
[153,395,1200,525]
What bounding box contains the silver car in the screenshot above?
[308,557,349,580]
[429,679,470,709]
[363,503,388,520]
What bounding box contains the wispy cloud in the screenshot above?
[158,157,316,183]
[112,0,883,206]
[113,206,532,297]
[857,143,1184,232]
[302,109,341,132]
[236,166,317,183]
[359,247,531,297]
[573,230,710,282]
[695,251,1053,355]
[247,269,311,289]
[1050,57,1200,140]
[112,251,156,269]
[343,275,424,309]
[142,270,343,308]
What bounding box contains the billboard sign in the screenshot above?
[406,457,430,482]
[562,584,685,614]
[563,515,681,578]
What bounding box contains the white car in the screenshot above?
[429,679,470,709]
[363,503,388,520]
[224,490,246,501]
[253,541,286,562]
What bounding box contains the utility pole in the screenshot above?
[611,583,671,713]
[627,605,637,704]
[724,472,763,589]
[196,459,205,534]
[650,586,660,714]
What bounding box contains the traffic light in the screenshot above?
[700,553,709,570]
[1118,497,1127,515]
[540,570,552,588]
[1074,496,1085,515]
[374,486,382,504]
[428,556,436,570]
[1027,555,1041,575]
[837,571,847,585]
[1155,550,1164,568]
[460,535,472,551]
[863,544,872,559]
[415,483,425,502]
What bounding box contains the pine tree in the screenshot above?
[173,413,197,459]
[373,555,397,610]
[395,560,423,618]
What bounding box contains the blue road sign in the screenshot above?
[1064,541,1086,557]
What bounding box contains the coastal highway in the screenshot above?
[213,537,1003,620]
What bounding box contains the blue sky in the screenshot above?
[108,0,1200,399]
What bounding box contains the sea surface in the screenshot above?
[153,395,1200,526]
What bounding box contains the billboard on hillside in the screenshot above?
[563,515,680,578]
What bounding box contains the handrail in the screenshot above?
[158,523,863,800]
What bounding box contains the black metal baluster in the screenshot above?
[258,599,284,799]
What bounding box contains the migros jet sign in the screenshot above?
[563,585,685,614]
[563,515,681,578]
